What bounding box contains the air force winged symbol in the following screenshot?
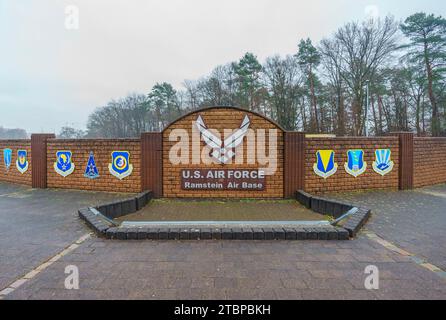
[372,149,394,176]
[195,114,250,164]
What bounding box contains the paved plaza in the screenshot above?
[0,181,445,299]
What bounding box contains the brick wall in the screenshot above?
[414,137,446,188]
[3,112,446,197]
[0,140,32,186]
[163,108,284,198]
[46,139,141,193]
[304,137,399,193]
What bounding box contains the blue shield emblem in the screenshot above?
[54,150,75,177]
[84,151,99,179]
[344,149,367,177]
[3,148,12,171]
[313,150,337,179]
[16,150,29,174]
[372,149,394,176]
[109,151,133,180]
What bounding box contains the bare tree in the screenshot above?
[0,127,28,139]
[319,39,347,135]
[263,55,302,130]
[83,13,445,138]
[86,93,148,138]
[58,126,85,139]
[325,16,399,135]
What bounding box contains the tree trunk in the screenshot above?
[309,65,319,133]
[424,41,439,136]
[422,95,426,134]
[415,95,421,136]
[300,96,307,131]
[378,95,383,134]
[337,87,345,136]
[404,97,409,131]
[371,94,378,135]
[352,96,362,136]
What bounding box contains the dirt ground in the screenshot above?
[115,199,329,222]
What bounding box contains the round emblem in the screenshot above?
[114,155,127,170]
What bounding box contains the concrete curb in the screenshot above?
[78,190,153,235]
[103,226,349,241]
[295,190,371,238]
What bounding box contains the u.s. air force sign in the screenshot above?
[181,169,266,190]
[162,107,284,198]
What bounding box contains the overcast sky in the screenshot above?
[0,0,444,134]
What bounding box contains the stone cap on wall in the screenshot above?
[46,138,140,142]
[0,139,31,142]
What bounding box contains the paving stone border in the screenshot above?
[102,226,349,240]
[78,190,153,235]
[78,190,369,240]
[295,190,371,237]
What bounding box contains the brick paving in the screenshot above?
[0,182,131,291]
[329,184,446,270]
[0,182,445,299]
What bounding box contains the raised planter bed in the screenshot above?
[78,190,370,240]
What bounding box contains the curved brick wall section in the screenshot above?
[46,139,141,193]
[163,108,284,198]
[0,140,32,186]
[304,137,399,193]
[414,137,446,188]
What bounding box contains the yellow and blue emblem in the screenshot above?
[16,150,29,174]
[313,150,337,179]
[54,150,75,177]
[372,149,394,176]
[344,149,367,177]
[3,148,12,171]
[109,151,133,180]
[84,151,99,179]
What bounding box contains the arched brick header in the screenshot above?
[162,106,285,133]
[162,107,285,198]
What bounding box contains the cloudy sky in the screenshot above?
[0,0,444,134]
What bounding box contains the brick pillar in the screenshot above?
[284,132,306,198]
[31,133,55,188]
[394,132,414,190]
[140,132,163,197]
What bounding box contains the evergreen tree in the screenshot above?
[147,82,180,130]
[232,52,263,110]
[296,39,321,133]
[401,13,446,135]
